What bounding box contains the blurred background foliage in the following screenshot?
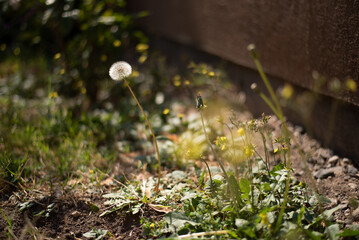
[0,0,148,105]
[0,0,235,188]
[0,0,155,187]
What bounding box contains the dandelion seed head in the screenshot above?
[109,61,132,81]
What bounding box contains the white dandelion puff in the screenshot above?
[109,61,132,81]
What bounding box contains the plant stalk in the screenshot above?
[199,110,229,182]
[124,79,161,192]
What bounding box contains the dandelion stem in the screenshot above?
[274,169,290,233]
[124,79,161,192]
[199,110,229,182]
[252,58,284,121]
[201,158,215,195]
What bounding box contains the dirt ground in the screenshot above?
[0,192,163,239]
[1,117,359,239]
[271,117,359,227]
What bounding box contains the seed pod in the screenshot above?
[196,94,204,109]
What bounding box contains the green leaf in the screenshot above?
[181,192,198,201]
[102,192,125,199]
[243,227,256,238]
[235,218,249,228]
[337,228,359,237]
[304,229,323,240]
[132,203,143,214]
[18,201,34,212]
[88,202,100,212]
[309,194,331,206]
[227,231,239,239]
[239,178,250,198]
[326,224,340,240]
[83,229,108,240]
[164,211,200,231]
[167,170,187,180]
[322,205,344,221]
[228,174,243,206]
[33,210,45,217]
[198,169,206,187]
[297,206,305,226]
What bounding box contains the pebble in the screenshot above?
[317,158,325,165]
[327,198,339,208]
[314,168,335,179]
[352,207,359,221]
[347,165,359,176]
[331,166,344,176]
[344,219,353,225]
[318,148,332,159]
[294,170,304,177]
[341,158,350,166]
[71,211,81,218]
[344,208,350,216]
[328,155,339,166]
[348,183,357,189]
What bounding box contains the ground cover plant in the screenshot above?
[1,47,359,239]
[1,2,359,238]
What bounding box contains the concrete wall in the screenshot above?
[128,1,359,164]
[128,0,359,105]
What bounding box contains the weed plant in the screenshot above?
[101,55,358,239]
[109,61,162,192]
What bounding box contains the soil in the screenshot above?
[0,193,163,239]
[268,117,359,228]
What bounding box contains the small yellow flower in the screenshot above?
[299,182,303,186]
[184,80,190,85]
[163,108,170,115]
[131,70,139,77]
[346,78,357,92]
[244,145,254,158]
[259,213,269,225]
[208,71,215,77]
[150,223,155,228]
[89,169,94,174]
[100,54,107,62]
[173,75,181,87]
[13,47,20,56]
[282,144,288,151]
[48,91,58,99]
[54,53,61,60]
[281,84,294,99]
[237,128,244,137]
[177,113,184,119]
[113,40,121,47]
[215,136,227,151]
[273,148,279,153]
[60,68,65,75]
[77,81,83,87]
[201,69,207,75]
[138,54,147,63]
[136,43,149,52]
[81,87,87,94]
[185,149,192,158]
